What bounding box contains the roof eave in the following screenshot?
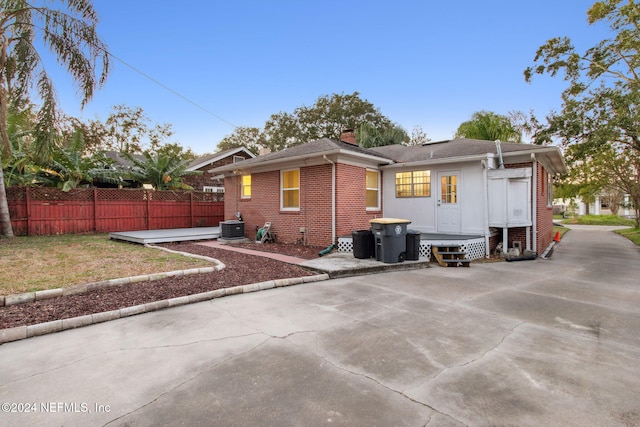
[189,147,255,171]
[381,153,491,168]
[211,148,393,175]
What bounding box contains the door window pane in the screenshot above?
[440,175,457,204]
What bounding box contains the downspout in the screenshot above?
[495,140,505,169]
[482,158,490,258]
[531,153,537,254]
[323,155,336,244]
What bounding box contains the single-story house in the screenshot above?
[184,146,255,192]
[209,131,567,259]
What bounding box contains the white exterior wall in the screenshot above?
[381,161,486,235]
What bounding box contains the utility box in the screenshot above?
[220,220,245,239]
[370,218,411,263]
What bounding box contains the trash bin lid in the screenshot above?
[369,218,412,224]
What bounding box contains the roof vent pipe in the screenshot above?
[495,140,505,169]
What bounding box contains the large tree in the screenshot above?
[216,126,264,155]
[262,92,396,152]
[525,0,640,225]
[0,0,109,237]
[455,111,522,142]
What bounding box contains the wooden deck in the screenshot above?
[109,227,221,244]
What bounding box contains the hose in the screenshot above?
[318,244,335,257]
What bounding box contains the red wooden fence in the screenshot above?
[6,187,225,236]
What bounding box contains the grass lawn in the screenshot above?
[614,228,640,246]
[0,234,212,296]
[561,214,636,226]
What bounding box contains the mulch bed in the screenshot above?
[0,242,324,330]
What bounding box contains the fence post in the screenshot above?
[25,186,32,236]
[93,188,98,232]
[146,190,151,230]
[190,192,194,227]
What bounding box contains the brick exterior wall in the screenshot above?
[224,162,382,247]
[536,162,555,254]
[335,163,383,237]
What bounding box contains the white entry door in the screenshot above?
[437,171,461,233]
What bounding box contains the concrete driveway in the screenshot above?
[1,226,639,426]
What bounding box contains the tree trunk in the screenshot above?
[0,156,14,237]
[0,61,15,237]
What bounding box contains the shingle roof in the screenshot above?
[249,138,393,163]
[210,138,395,173]
[209,138,566,174]
[369,138,567,174]
[369,138,556,162]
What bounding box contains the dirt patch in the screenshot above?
[0,242,320,330]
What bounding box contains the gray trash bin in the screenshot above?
[352,229,374,259]
[406,230,421,261]
[370,218,412,263]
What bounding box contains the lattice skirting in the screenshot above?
[337,236,486,260]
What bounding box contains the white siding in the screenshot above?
[382,162,486,234]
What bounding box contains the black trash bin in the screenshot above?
[406,230,421,261]
[370,218,411,263]
[352,229,374,259]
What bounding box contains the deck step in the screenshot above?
[432,245,470,268]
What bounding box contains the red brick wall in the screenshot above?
[335,164,382,237]
[224,162,381,246]
[536,162,554,253]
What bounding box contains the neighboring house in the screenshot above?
[555,193,634,218]
[184,147,255,192]
[209,131,567,257]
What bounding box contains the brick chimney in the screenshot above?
[340,129,357,145]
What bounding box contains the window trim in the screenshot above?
[366,169,380,211]
[546,171,554,207]
[280,168,300,211]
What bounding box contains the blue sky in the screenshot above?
[51,1,611,155]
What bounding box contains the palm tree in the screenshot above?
[123,151,202,190]
[0,0,109,237]
[455,111,522,143]
[357,122,409,148]
[47,130,122,191]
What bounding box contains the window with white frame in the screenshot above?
[395,170,431,197]
[366,169,380,210]
[203,186,224,193]
[547,171,553,207]
[281,169,300,210]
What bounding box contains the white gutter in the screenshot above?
[482,158,490,258]
[323,155,337,243]
[381,153,491,169]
